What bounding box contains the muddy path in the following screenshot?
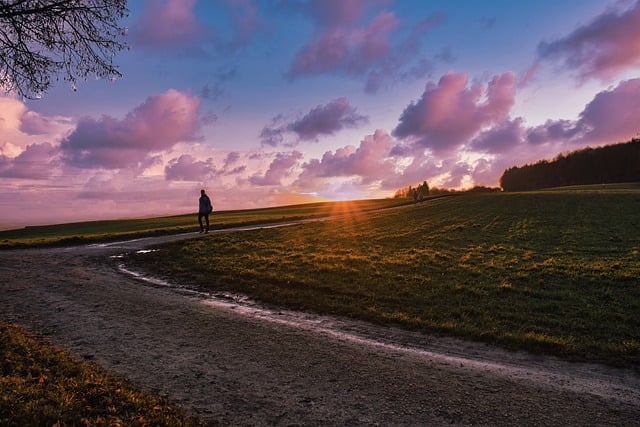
[1,228,639,426]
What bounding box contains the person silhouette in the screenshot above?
[198,189,213,233]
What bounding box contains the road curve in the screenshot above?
[1,229,639,425]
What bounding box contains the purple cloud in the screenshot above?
[296,129,395,187]
[260,98,368,146]
[471,118,525,153]
[131,0,206,49]
[288,1,443,92]
[132,0,263,54]
[537,1,640,81]
[290,97,368,140]
[250,151,303,186]
[525,78,640,147]
[60,89,202,169]
[0,142,57,179]
[19,112,62,136]
[289,1,397,76]
[165,154,216,181]
[393,72,517,152]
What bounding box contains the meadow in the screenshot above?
[126,185,640,367]
[2,185,639,422]
[0,198,410,248]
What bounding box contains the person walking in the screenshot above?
[198,189,213,233]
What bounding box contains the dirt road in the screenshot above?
[1,231,639,425]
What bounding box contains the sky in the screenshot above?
[2,0,640,229]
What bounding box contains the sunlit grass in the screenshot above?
[0,198,410,249]
[127,189,640,367]
[0,321,205,426]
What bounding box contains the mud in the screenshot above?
[1,229,639,425]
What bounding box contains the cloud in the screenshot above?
[165,154,217,181]
[132,0,264,54]
[131,0,206,49]
[290,97,368,140]
[259,114,287,147]
[525,77,640,146]
[19,111,61,135]
[60,89,202,170]
[288,13,398,77]
[296,129,396,187]
[260,98,368,146]
[0,142,58,179]
[471,118,526,153]
[250,151,303,186]
[392,72,517,152]
[287,1,444,92]
[364,12,445,93]
[575,77,640,143]
[537,1,640,81]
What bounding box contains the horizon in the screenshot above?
[2,0,640,228]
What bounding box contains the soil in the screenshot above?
[1,230,639,426]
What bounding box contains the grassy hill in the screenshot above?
[2,186,639,423]
[0,198,410,249]
[126,186,640,367]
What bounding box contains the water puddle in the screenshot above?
[117,261,640,406]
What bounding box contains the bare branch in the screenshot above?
[0,0,128,98]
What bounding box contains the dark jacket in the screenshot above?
[199,194,212,214]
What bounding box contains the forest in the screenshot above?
[500,138,640,191]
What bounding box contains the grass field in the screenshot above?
[2,186,639,423]
[0,198,410,249]
[126,186,640,367]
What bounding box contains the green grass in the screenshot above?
[0,198,410,249]
[3,189,639,424]
[0,320,206,426]
[126,188,640,367]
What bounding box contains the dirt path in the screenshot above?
[1,230,639,426]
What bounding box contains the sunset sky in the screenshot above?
[2,0,640,229]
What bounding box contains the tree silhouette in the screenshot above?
[500,138,640,191]
[0,0,128,99]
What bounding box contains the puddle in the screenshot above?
[117,262,640,406]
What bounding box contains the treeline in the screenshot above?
[394,181,430,199]
[394,181,499,199]
[500,138,640,191]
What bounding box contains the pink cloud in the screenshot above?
[537,1,640,81]
[471,118,526,153]
[250,151,303,186]
[132,0,205,49]
[60,89,202,169]
[165,151,248,181]
[576,77,640,143]
[364,13,445,93]
[296,129,396,187]
[289,1,444,92]
[290,97,368,140]
[392,72,517,152]
[525,78,640,146]
[165,154,217,181]
[0,142,58,179]
[526,119,581,145]
[260,98,368,145]
[288,3,399,78]
[19,111,59,135]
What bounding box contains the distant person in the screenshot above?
[198,189,213,233]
